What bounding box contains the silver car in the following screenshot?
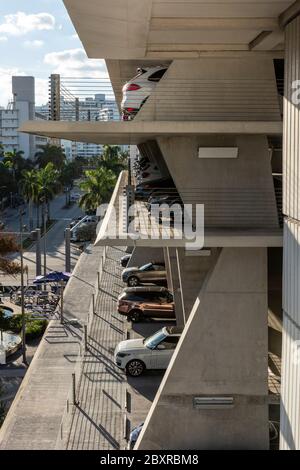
[121,262,166,287]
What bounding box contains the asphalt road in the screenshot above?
[0,193,84,287]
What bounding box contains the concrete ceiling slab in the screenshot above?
[63,0,294,59]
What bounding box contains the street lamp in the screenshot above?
[19,208,27,365]
[42,199,48,290]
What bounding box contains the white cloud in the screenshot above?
[24,40,44,48]
[35,78,48,106]
[0,12,55,36]
[44,48,108,78]
[0,36,7,42]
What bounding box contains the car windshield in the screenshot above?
[144,330,167,349]
[139,263,152,271]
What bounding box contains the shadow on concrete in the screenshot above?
[76,405,120,449]
[131,320,176,338]
[127,370,164,401]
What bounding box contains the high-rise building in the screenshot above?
[0,76,48,159]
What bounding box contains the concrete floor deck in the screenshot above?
[61,246,167,450]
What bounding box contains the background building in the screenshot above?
[0,76,48,159]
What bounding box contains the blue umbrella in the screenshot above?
[33,271,71,284]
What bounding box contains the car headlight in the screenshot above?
[117,352,131,358]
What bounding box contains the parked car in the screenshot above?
[70,192,81,202]
[120,254,131,268]
[70,215,98,242]
[128,423,144,449]
[117,286,174,322]
[121,66,168,120]
[70,216,84,229]
[114,326,182,376]
[122,262,166,287]
[135,178,176,201]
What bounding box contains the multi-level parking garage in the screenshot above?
[2,0,300,450]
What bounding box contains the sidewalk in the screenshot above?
[0,244,102,450]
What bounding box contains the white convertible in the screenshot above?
[114,326,182,376]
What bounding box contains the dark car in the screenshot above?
[117,286,175,322]
[135,178,176,201]
[120,254,131,268]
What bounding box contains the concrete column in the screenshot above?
[163,248,173,292]
[281,14,300,451]
[137,248,269,450]
[65,228,71,273]
[35,228,41,277]
[168,248,185,326]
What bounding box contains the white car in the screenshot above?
[121,66,168,120]
[114,326,182,376]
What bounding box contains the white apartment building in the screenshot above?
[0,76,48,159]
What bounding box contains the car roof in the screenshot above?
[164,326,183,336]
[123,286,170,294]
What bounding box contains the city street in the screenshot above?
[0,193,84,286]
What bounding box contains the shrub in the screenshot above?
[4,313,47,340]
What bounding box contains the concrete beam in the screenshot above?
[19,121,283,146]
[249,30,284,51]
[280,0,300,27]
[150,17,279,31]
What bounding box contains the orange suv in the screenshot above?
[117,286,175,322]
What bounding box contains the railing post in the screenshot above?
[84,325,88,352]
[72,373,77,406]
[92,293,95,314]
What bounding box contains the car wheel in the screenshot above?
[130,310,142,322]
[126,359,145,377]
[127,276,139,287]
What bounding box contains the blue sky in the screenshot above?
[0,0,107,106]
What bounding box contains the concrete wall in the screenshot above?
[127,246,164,268]
[136,58,281,122]
[157,134,279,228]
[137,248,269,450]
[280,14,300,451]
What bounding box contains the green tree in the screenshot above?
[3,150,31,182]
[20,170,39,230]
[36,163,60,223]
[79,167,116,213]
[100,145,128,174]
[35,144,66,170]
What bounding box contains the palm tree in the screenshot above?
[79,167,117,213]
[36,163,60,223]
[3,150,25,181]
[35,144,66,170]
[20,170,39,230]
[100,145,128,174]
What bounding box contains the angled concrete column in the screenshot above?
[136,248,269,450]
[168,248,185,326]
[163,248,173,292]
[281,14,300,450]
